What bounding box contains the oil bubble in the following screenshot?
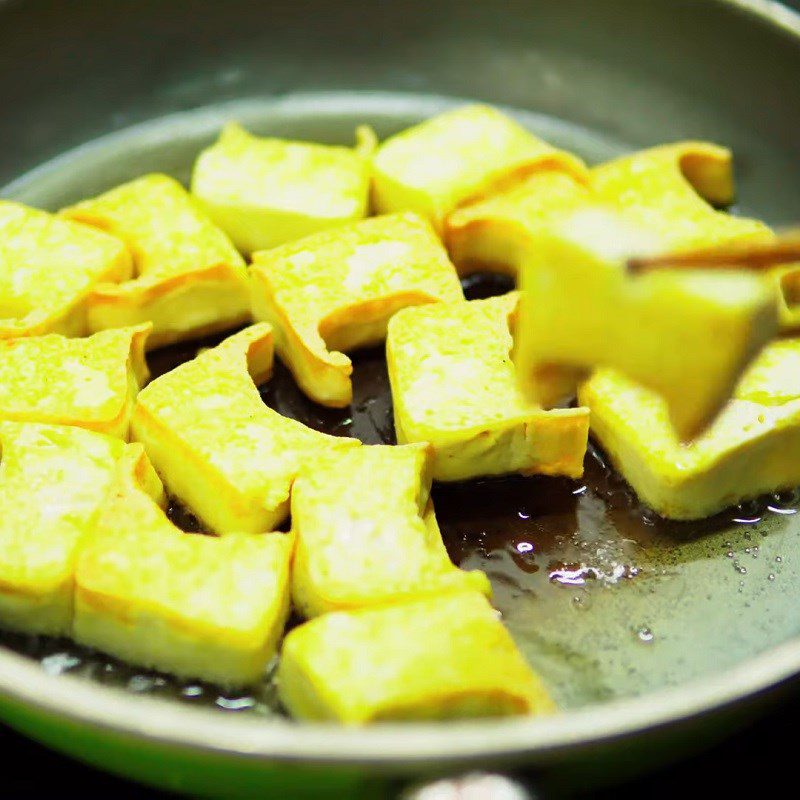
[635,626,654,643]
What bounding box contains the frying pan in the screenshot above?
[2,0,800,796]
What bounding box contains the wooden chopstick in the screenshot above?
[627,234,800,274]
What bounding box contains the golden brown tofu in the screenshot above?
[579,338,800,520]
[387,293,588,481]
[0,422,136,635]
[372,104,586,231]
[446,141,771,280]
[191,122,373,253]
[0,325,150,438]
[61,174,250,348]
[445,170,591,276]
[590,142,772,250]
[0,200,131,337]
[250,212,464,407]
[291,443,489,617]
[515,209,778,439]
[74,451,293,687]
[132,324,359,535]
[278,591,555,723]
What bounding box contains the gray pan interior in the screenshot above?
[1,0,800,796]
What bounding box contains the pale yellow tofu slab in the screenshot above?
[592,143,800,333]
[0,200,131,337]
[372,104,586,231]
[278,591,555,723]
[590,142,772,250]
[445,141,771,279]
[61,174,250,348]
[579,338,800,520]
[132,324,359,535]
[0,422,135,635]
[515,208,778,439]
[250,212,464,407]
[192,122,372,253]
[445,170,591,276]
[291,443,489,617]
[74,454,293,687]
[387,292,588,481]
[0,325,150,439]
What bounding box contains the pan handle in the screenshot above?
[399,772,536,800]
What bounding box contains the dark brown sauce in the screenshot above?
[2,272,796,714]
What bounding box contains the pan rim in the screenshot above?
[0,629,798,765]
[1,0,800,768]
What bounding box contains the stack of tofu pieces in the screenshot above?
[0,103,796,724]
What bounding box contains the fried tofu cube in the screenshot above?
[61,174,250,348]
[132,324,360,535]
[191,122,373,254]
[0,422,137,635]
[0,200,131,337]
[590,142,772,249]
[371,104,586,231]
[250,212,464,407]
[0,325,150,438]
[579,338,800,520]
[278,591,555,723]
[445,141,773,279]
[445,170,591,276]
[291,443,489,617]
[387,293,589,481]
[515,209,778,439]
[74,455,293,687]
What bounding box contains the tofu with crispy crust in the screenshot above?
[291,443,489,618]
[590,142,772,249]
[73,452,293,687]
[191,122,374,254]
[278,591,555,723]
[579,338,800,520]
[387,293,589,481]
[132,324,360,535]
[250,212,464,407]
[61,174,250,348]
[445,170,591,276]
[0,200,131,337]
[371,104,586,231]
[515,209,778,439]
[0,325,150,439]
[0,422,142,635]
[446,142,772,279]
